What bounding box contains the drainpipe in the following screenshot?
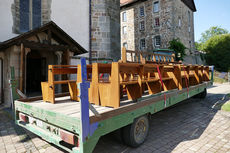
[89,0,92,64]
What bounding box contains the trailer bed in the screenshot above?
[15,82,212,153]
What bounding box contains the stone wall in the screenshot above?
[91,0,121,61]
[121,0,195,54]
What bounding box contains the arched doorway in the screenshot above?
[26,50,46,95]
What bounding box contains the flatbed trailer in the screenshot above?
[14,58,214,153]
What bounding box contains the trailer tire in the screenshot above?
[199,88,207,99]
[122,115,149,147]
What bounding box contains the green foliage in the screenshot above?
[169,39,186,61]
[197,26,229,51]
[204,34,230,72]
[221,101,230,112]
[195,42,201,50]
[200,26,229,43]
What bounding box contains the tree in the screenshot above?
[195,42,202,51]
[199,26,229,43]
[204,34,230,72]
[169,39,186,61]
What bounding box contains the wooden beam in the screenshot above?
[48,30,52,45]
[20,40,78,52]
[20,43,25,92]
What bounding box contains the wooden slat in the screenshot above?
[52,68,78,75]
[53,80,76,85]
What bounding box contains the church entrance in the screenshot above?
[26,50,46,96]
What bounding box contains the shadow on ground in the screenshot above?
[93,92,228,153]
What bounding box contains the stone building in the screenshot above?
[0,0,121,106]
[120,0,196,55]
[0,21,87,107]
[91,0,121,61]
[0,0,121,62]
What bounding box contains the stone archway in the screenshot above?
[26,50,46,95]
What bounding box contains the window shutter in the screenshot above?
[33,0,42,29]
[20,0,30,33]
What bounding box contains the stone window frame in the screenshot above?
[122,26,127,34]
[139,6,145,17]
[139,38,146,50]
[153,1,160,13]
[122,11,127,22]
[139,20,145,31]
[153,35,161,47]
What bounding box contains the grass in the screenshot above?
[221,101,230,112]
[221,93,230,112]
[212,71,228,84]
[214,76,227,84]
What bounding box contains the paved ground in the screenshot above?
[0,83,230,153]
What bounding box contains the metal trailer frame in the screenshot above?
[14,59,214,153]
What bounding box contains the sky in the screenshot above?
[194,0,230,42]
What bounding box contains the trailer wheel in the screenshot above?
[199,88,207,99]
[122,115,149,147]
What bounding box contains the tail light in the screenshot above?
[19,113,29,123]
[60,129,79,147]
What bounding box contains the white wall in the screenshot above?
[0,0,18,42]
[51,0,89,51]
[0,0,90,51]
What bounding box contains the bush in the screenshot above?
[204,34,230,72]
[169,39,186,61]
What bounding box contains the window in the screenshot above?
[178,18,181,27]
[140,6,145,17]
[154,36,161,47]
[122,26,127,34]
[122,12,127,22]
[139,21,145,31]
[154,18,160,27]
[188,11,191,33]
[153,1,159,13]
[123,42,128,49]
[32,0,42,29]
[19,0,41,33]
[140,38,146,50]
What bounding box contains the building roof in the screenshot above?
[120,0,197,12]
[0,21,87,55]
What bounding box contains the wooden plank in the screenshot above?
[108,62,120,108]
[52,68,78,75]
[20,43,25,92]
[121,47,127,63]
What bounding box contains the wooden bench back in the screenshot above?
[121,47,175,64]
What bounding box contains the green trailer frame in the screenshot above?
[14,60,214,153]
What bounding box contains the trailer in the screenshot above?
[14,50,213,153]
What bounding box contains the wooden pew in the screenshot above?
[188,65,199,86]
[120,47,176,64]
[203,66,210,81]
[96,63,183,108]
[41,65,78,103]
[41,65,92,104]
